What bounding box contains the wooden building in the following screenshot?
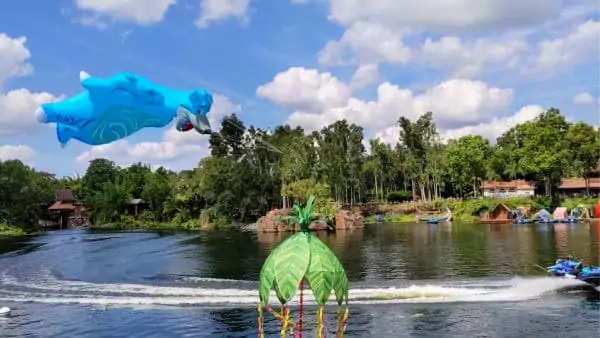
[481,180,535,198]
[479,202,513,224]
[557,178,600,196]
[46,189,89,229]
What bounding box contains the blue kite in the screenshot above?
[35,71,213,147]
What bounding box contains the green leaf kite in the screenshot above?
[257,195,349,338]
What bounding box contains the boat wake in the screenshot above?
[0,268,591,310]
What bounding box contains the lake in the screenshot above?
[0,222,599,337]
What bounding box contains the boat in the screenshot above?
[547,257,600,286]
[419,207,452,224]
[0,307,10,315]
[534,209,558,223]
[510,209,533,224]
[552,207,580,223]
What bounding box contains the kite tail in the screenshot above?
[297,280,304,337]
[280,305,292,337]
[335,305,349,337]
[257,303,264,338]
[317,306,325,338]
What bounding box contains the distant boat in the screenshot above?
[534,209,558,223]
[419,207,452,224]
[0,307,10,315]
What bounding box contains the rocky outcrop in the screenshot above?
[257,208,364,232]
[335,210,364,230]
[257,208,292,232]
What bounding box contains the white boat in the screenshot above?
[0,307,11,315]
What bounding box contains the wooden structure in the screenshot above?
[516,205,531,218]
[126,198,148,216]
[46,189,89,229]
[479,202,513,224]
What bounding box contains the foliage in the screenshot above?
[387,190,413,202]
[0,108,598,233]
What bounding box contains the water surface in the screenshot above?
[0,222,599,337]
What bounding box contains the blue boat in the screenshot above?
[534,209,558,224]
[560,215,579,223]
[419,208,452,224]
[510,209,533,224]
[559,207,584,223]
[547,257,600,286]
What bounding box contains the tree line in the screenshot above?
[1,108,598,232]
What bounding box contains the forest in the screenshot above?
[1,108,599,234]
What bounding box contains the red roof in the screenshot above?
[481,180,534,190]
[48,201,86,211]
[559,178,600,189]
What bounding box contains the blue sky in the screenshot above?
[0,0,598,177]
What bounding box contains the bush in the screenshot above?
[387,190,413,202]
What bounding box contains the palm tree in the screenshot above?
[257,195,349,338]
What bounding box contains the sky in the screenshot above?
[0,0,599,177]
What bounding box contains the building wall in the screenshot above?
[483,189,535,198]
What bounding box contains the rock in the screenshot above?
[257,208,330,232]
[257,208,292,232]
[335,210,364,230]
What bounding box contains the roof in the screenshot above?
[48,201,76,210]
[128,198,146,205]
[558,178,600,189]
[481,180,534,190]
[48,201,87,211]
[491,202,511,213]
[55,189,75,202]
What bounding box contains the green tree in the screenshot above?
[446,135,492,197]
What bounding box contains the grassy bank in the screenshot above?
[365,196,598,224]
[0,222,41,237]
[93,212,231,231]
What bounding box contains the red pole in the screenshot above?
[298,279,304,337]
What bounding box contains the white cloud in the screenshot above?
[75,139,209,166]
[0,33,33,86]
[573,92,595,105]
[419,37,527,78]
[0,33,59,135]
[318,21,410,66]
[0,145,35,165]
[257,67,514,132]
[195,0,250,28]
[256,67,351,112]
[527,20,600,74]
[350,63,379,90]
[319,2,597,80]
[373,105,544,146]
[439,105,544,142]
[0,89,61,135]
[327,0,564,30]
[73,0,176,26]
[75,94,239,167]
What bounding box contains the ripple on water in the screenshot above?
[0,226,598,337]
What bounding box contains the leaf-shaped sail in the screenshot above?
[273,232,311,304]
[305,235,337,305]
[258,243,282,304]
[333,264,349,306]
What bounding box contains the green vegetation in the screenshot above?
[365,196,599,224]
[0,108,598,234]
